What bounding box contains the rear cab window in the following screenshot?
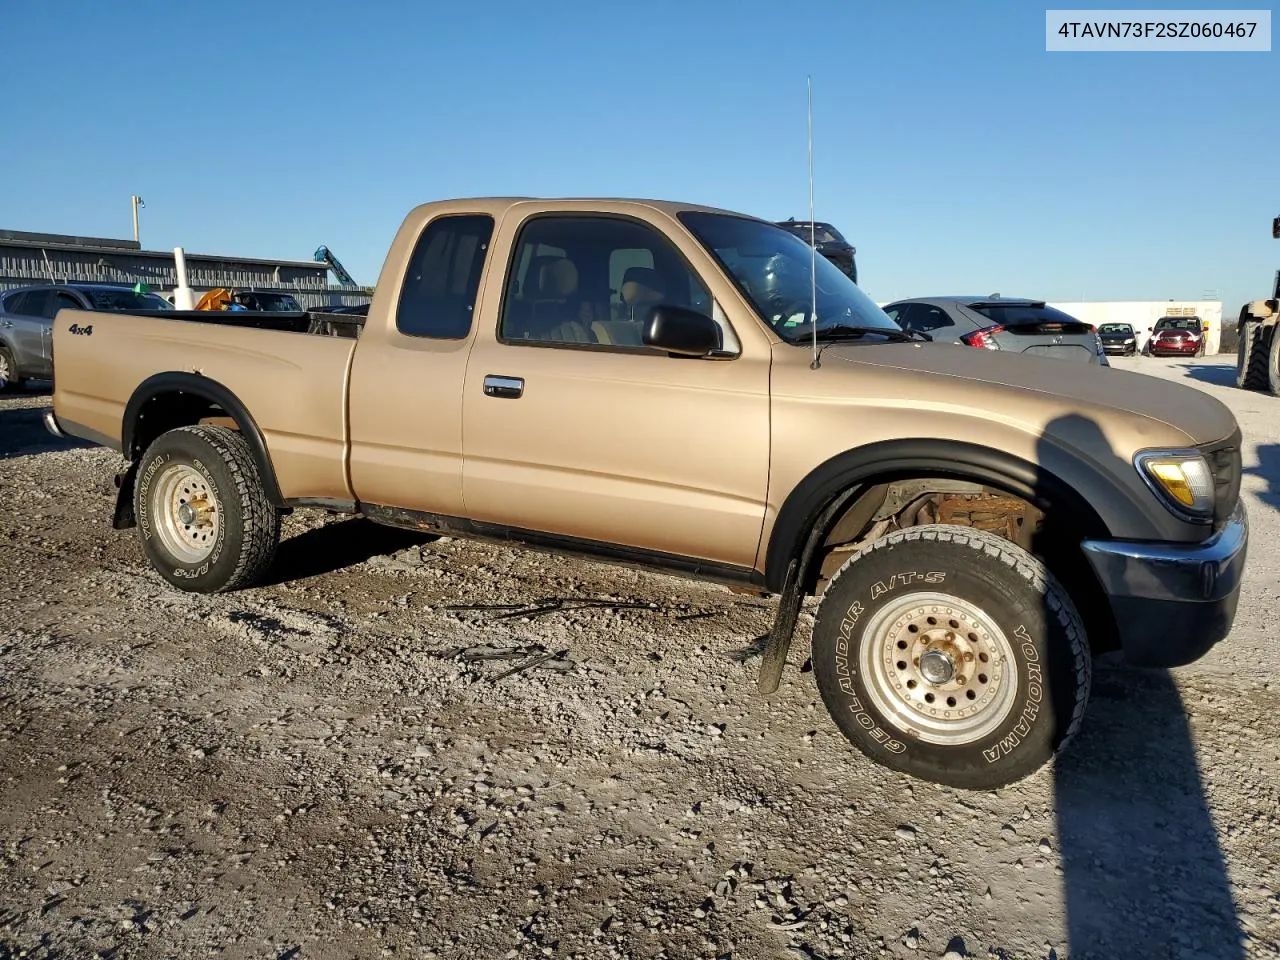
[395,214,495,339]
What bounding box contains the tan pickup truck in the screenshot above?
[46,197,1248,789]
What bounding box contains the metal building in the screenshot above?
[0,229,370,310]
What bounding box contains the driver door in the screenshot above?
[461,212,772,571]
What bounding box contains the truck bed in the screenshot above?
[51,306,360,504]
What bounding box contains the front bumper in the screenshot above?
[1149,340,1200,354]
[1080,501,1248,667]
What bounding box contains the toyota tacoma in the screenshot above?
[44,197,1248,790]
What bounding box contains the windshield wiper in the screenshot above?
[812,324,931,343]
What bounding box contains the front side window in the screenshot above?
[679,212,898,343]
[899,303,955,333]
[396,214,494,339]
[499,215,712,348]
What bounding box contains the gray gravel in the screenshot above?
[1,354,1278,959]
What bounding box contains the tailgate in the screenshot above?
[51,309,358,502]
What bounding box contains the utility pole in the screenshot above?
[131,195,145,245]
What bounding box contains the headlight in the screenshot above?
[1125,337,1134,343]
[1134,449,1215,521]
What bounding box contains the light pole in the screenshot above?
[131,195,145,245]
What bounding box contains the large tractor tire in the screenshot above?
[1236,320,1273,391]
[1268,324,1280,397]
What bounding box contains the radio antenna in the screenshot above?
[807,75,819,370]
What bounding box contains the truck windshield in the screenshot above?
[239,293,302,311]
[679,212,898,343]
[778,221,846,245]
[84,289,174,311]
[1155,318,1200,331]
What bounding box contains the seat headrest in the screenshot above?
[620,266,665,305]
[534,257,578,298]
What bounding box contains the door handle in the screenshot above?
[483,374,524,399]
[0,320,12,328]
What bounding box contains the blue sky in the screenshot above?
[3,0,1276,311]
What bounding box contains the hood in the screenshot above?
[813,340,1237,448]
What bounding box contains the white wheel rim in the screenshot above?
[151,463,220,564]
[0,352,11,387]
[859,591,1020,746]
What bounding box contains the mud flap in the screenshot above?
[757,485,865,696]
[756,557,804,695]
[112,462,138,530]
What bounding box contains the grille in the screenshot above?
[1205,443,1241,524]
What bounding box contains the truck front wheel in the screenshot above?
[134,425,280,593]
[810,525,1091,790]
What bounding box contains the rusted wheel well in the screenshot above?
[116,376,286,530]
[808,476,1119,654]
[130,392,240,460]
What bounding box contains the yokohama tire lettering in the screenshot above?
[983,623,1045,764]
[136,453,170,542]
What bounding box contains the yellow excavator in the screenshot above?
[1234,215,1280,391]
[194,288,236,311]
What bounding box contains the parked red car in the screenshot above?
[1145,316,1205,357]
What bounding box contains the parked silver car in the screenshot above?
[0,282,172,390]
[880,295,1109,366]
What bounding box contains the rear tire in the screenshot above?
[0,345,23,392]
[134,425,280,593]
[810,525,1091,790]
[1237,320,1272,391]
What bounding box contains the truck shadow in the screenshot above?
[0,404,94,459]
[1177,362,1238,388]
[264,517,436,586]
[1037,414,1243,959]
[1243,443,1280,510]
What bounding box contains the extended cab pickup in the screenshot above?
[46,198,1248,790]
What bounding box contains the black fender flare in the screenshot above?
[763,438,1111,593]
[121,372,284,505]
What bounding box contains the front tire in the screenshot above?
[134,425,280,593]
[811,525,1091,790]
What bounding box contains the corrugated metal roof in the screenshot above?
[0,229,327,271]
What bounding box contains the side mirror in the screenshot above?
[644,305,722,357]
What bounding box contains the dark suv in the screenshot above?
[774,219,857,283]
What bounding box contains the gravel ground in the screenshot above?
[1,354,1278,960]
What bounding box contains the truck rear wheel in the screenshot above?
[810,525,1090,790]
[1237,320,1272,391]
[134,425,280,593]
